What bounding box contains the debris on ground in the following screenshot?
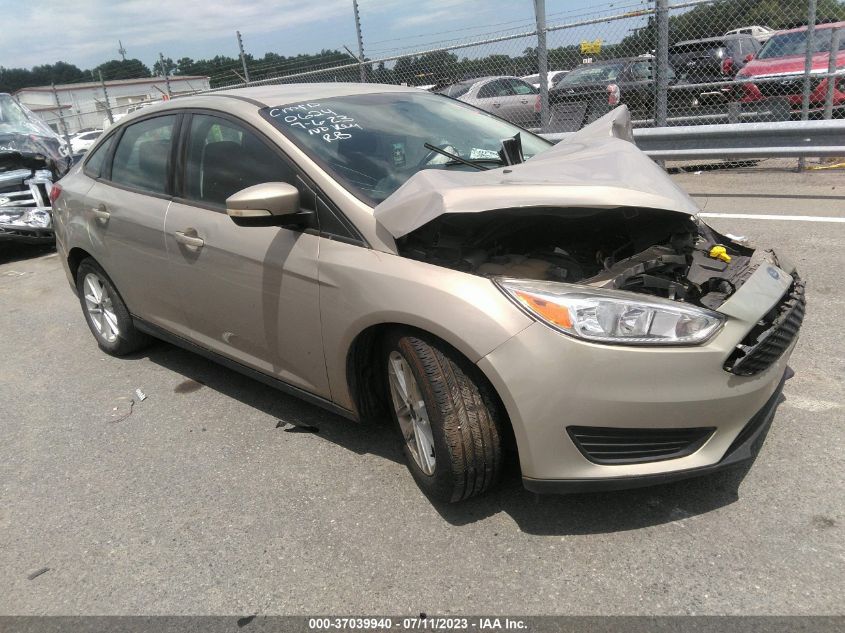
[135,388,147,401]
[276,420,319,433]
[109,398,135,423]
[27,567,50,580]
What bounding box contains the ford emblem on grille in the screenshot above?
[767,266,780,280]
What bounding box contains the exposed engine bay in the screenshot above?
[397,207,763,310]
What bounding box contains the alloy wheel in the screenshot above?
[83,272,119,343]
[387,351,436,475]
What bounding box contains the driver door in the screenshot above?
[164,112,329,397]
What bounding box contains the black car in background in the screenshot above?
[548,57,701,131]
[546,49,758,132]
[669,34,762,107]
[669,34,761,84]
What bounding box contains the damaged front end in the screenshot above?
[1,94,71,244]
[377,106,802,365]
[395,206,768,312]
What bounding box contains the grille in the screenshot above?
[725,277,805,377]
[756,77,822,99]
[567,426,715,464]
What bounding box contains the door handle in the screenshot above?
[520,99,529,104]
[493,102,501,108]
[173,230,204,248]
[91,205,110,221]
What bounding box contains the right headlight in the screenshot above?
[496,278,725,346]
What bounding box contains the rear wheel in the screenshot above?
[76,258,150,356]
[383,329,504,503]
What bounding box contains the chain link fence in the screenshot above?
[38,0,844,169]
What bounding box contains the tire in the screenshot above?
[382,329,504,503]
[76,258,151,356]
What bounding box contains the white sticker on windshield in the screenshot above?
[469,148,500,160]
[267,103,362,143]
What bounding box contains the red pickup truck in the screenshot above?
[735,21,844,116]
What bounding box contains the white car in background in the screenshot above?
[70,129,102,154]
[725,25,775,43]
[522,70,569,89]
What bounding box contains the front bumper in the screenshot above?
[0,224,54,243]
[523,368,786,493]
[0,168,55,243]
[477,260,799,490]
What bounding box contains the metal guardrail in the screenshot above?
[541,119,845,160]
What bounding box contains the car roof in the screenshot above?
[671,34,749,47]
[774,20,845,35]
[106,83,432,127]
[571,57,642,66]
[202,82,423,107]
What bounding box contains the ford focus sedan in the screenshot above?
[51,84,803,503]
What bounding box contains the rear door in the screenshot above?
[84,113,187,333]
[474,79,511,117]
[503,78,539,127]
[164,111,329,397]
[620,60,656,120]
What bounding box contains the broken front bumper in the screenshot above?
[477,261,800,492]
[0,169,55,243]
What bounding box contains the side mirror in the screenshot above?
[226,182,312,228]
[744,53,755,62]
[227,182,299,218]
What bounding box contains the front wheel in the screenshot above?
[383,330,504,503]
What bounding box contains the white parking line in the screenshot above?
[699,213,845,223]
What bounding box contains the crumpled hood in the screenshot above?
[373,106,699,238]
[0,95,71,178]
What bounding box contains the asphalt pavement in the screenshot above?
[0,166,842,615]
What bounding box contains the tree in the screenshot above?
[152,57,175,77]
[92,59,151,81]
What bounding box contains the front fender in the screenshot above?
[318,240,533,410]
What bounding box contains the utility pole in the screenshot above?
[159,52,172,98]
[824,28,841,120]
[118,40,127,61]
[236,31,251,85]
[99,71,114,125]
[798,0,817,170]
[654,0,669,128]
[352,0,366,83]
[51,83,74,157]
[533,0,549,132]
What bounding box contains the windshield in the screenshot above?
[437,82,474,98]
[669,42,726,56]
[261,91,551,206]
[757,27,844,59]
[0,94,58,138]
[556,62,628,85]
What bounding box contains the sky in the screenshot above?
[0,0,636,72]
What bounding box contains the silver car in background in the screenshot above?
[438,76,539,128]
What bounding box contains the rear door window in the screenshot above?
[110,115,177,195]
[630,61,654,80]
[509,79,537,95]
[478,80,512,99]
[83,133,116,178]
